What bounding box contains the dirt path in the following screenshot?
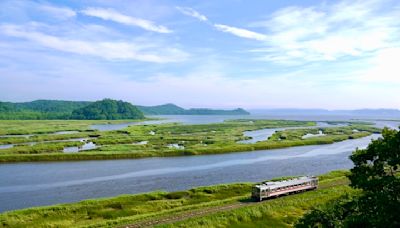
[121,180,348,228]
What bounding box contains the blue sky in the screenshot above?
[0,0,399,109]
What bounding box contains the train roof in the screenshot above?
[254,176,317,190]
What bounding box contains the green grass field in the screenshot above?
[0,170,353,228]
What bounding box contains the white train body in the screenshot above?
[252,176,318,201]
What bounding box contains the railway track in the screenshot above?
[121,179,349,228]
[122,202,247,228]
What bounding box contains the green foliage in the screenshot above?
[295,193,357,228]
[0,102,15,112]
[0,111,71,120]
[137,103,186,115]
[0,100,250,118]
[0,100,91,120]
[295,128,400,228]
[71,99,144,120]
[0,99,145,120]
[14,100,91,113]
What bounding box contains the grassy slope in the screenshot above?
[158,171,354,228]
[0,171,353,228]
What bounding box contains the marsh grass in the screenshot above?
[0,171,349,228]
[0,120,379,162]
[0,184,251,228]
[158,171,353,228]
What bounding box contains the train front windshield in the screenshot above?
[252,186,260,198]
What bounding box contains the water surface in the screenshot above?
[0,134,379,212]
[1,115,398,213]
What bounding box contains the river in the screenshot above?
[0,134,379,212]
[0,115,399,212]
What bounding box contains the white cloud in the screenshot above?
[214,24,267,41]
[0,24,186,63]
[176,7,208,21]
[1,41,398,109]
[39,5,77,19]
[175,7,267,41]
[3,61,398,109]
[250,0,400,65]
[358,47,400,84]
[81,7,172,33]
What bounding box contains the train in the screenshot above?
[251,176,318,201]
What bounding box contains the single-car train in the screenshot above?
[252,176,318,201]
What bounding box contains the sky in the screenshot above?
[0,0,399,109]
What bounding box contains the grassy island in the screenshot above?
[0,119,379,163]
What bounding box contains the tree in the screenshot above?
[296,128,400,227]
[71,99,145,120]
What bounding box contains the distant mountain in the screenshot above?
[137,104,250,115]
[250,108,400,118]
[71,99,144,120]
[5,99,397,120]
[250,109,330,116]
[137,103,185,115]
[185,108,249,115]
[343,109,400,116]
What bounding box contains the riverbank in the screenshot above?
[0,119,379,162]
[0,170,354,227]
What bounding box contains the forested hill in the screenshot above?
[0,100,91,119]
[136,104,250,115]
[71,99,144,120]
[0,100,249,119]
[136,104,185,115]
[0,100,90,113]
[0,99,143,120]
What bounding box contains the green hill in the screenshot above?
[0,100,249,119]
[0,100,90,120]
[136,103,185,115]
[137,104,250,115]
[71,99,144,120]
[14,100,91,113]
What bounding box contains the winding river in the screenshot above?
[0,115,398,212]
